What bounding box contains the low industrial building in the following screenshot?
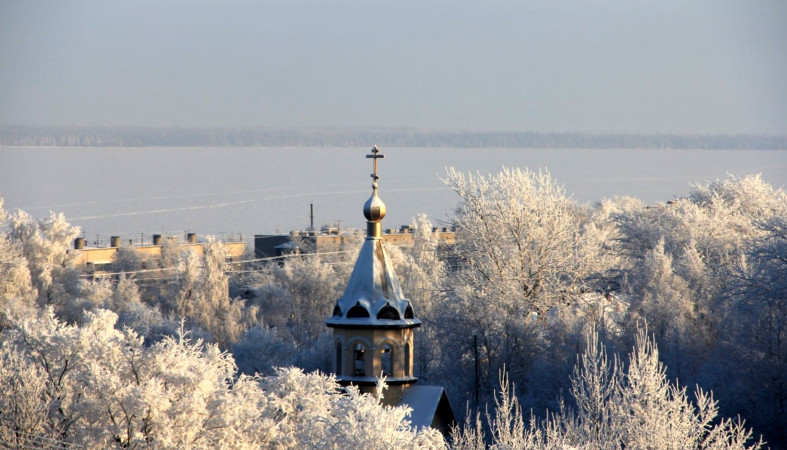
[72,232,245,271]
[254,225,456,259]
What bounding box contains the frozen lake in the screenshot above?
[1,147,785,244]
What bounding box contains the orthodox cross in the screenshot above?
[366,145,385,182]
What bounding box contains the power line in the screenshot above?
[80,250,357,278]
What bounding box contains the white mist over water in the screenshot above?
[1,147,785,243]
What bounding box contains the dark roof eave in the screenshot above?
[337,376,418,386]
[326,320,421,330]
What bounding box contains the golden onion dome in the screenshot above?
[363,182,387,222]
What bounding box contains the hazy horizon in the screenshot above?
[1,0,785,135]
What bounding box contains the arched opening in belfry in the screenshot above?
[336,342,343,375]
[404,342,411,377]
[347,302,370,318]
[377,303,400,320]
[353,343,367,376]
[381,343,393,376]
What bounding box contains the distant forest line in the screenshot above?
[1,125,785,149]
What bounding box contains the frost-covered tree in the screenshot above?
[259,254,342,343]
[615,174,784,295]
[624,239,707,379]
[262,367,446,449]
[713,210,787,448]
[451,329,762,449]
[0,199,37,327]
[245,250,350,371]
[436,167,612,404]
[1,309,276,447]
[171,238,257,347]
[7,209,81,312]
[0,343,52,447]
[232,325,296,375]
[443,167,604,314]
[112,245,143,272]
[398,214,450,380]
[398,214,449,318]
[108,274,177,343]
[0,309,445,448]
[610,174,787,446]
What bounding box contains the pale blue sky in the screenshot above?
[1,0,785,134]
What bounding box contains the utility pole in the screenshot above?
[310,203,314,231]
[473,333,480,406]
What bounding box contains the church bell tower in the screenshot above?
[326,146,421,406]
